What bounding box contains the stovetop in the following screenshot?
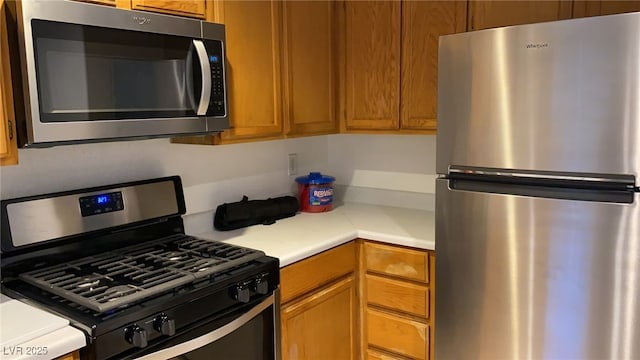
[1,176,282,359]
[18,235,265,313]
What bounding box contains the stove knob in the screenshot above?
[234,283,250,303]
[254,274,269,295]
[153,314,176,336]
[125,325,148,348]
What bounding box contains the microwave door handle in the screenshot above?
[193,40,211,116]
[185,44,197,112]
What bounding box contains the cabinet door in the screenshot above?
[573,0,640,18]
[131,0,205,18]
[1,0,18,166]
[216,0,284,143]
[281,276,357,360]
[468,0,572,31]
[345,1,400,130]
[54,350,80,360]
[283,1,338,136]
[400,1,466,132]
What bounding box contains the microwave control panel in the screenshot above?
[205,40,226,117]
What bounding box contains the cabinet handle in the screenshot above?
[8,120,13,140]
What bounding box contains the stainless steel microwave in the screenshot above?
[7,0,228,147]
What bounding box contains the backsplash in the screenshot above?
[0,134,436,234]
[328,134,437,211]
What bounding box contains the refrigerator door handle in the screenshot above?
[449,178,634,203]
[449,166,636,187]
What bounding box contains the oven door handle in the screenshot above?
[136,293,276,360]
[193,40,211,116]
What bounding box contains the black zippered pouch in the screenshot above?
[214,196,299,231]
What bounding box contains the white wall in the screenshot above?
[327,134,437,210]
[0,133,437,234]
[0,136,329,234]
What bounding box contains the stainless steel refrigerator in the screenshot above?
[435,12,640,360]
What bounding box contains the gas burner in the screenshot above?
[19,235,264,312]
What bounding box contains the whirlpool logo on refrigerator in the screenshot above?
[526,42,549,49]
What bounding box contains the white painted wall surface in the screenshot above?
[0,136,329,234]
[327,134,437,210]
[0,134,436,233]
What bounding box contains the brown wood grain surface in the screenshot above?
[367,273,429,318]
[1,0,18,166]
[364,241,428,283]
[367,308,428,360]
[280,242,356,304]
[283,1,338,136]
[468,0,572,31]
[217,0,284,143]
[281,276,357,360]
[131,0,205,18]
[400,1,466,132]
[345,1,400,130]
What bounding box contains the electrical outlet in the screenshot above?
[288,153,298,176]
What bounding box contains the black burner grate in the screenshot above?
[19,236,264,312]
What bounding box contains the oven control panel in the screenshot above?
[79,191,124,217]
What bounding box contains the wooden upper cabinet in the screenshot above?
[401,1,466,131]
[573,0,640,17]
[1,0,18,166]
[345,1,401,131]
[131,0,205,18]
[71,0,132,9]
[345,1,466,133]
[283,1,338,136]
[216,0,284,143]
[468,0,572,31]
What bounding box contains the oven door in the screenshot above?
[132,291,281,360]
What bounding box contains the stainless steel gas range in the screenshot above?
[0,176,281,360]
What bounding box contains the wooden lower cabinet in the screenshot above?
[368,308,428,360]
[359,239,435,360]
[279,240,435,360]
[280,242,357,360]
[281,276,357,360]
[54,350,80,360]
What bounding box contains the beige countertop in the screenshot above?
[196,202,435,267]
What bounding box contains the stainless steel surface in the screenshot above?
[273,286,282,360]
[450,166,637,186]
[137,291,279,360]
[437,12,640,177]
[19,236,265,312]
[6,180,179,248]
[193,40,212,115]
[435,179,640,360]
[202,23,229,119]
[11,0,228,146]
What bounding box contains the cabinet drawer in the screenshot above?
[367,308,428,360]
[281,242,355,303]
[367,348,405,360]
[367,274,428,318]
[364,241,428,283]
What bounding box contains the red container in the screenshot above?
[295,172,335,213]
